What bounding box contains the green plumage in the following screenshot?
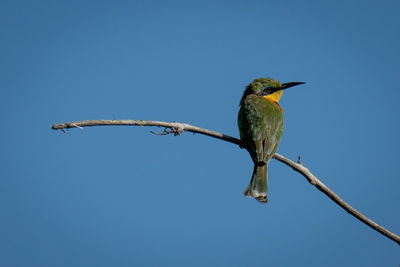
[238,78,284,203]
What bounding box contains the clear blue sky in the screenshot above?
[1,0,399,266]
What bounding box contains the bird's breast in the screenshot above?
[263,96,283,111]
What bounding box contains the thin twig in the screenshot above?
[51,119,400,245]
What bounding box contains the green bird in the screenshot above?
[238,78,305,203]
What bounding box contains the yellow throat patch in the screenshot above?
[264,90,283,103]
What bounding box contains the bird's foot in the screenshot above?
[255,161,266,167]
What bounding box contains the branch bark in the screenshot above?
[52,119,400,246]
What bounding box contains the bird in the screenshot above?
[238,78,305,203]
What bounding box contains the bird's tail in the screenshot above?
[244,164,268,203]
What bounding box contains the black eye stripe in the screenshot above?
[263,86,274,94]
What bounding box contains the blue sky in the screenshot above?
[1,0,399,266]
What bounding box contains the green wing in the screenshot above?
[238,95,284,164]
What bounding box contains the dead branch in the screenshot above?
[52,119,400,245]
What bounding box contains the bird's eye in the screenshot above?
[263,86,273,94]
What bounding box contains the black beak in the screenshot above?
[280,82,306,90]
[262,82,305,95]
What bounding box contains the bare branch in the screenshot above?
[51,119,400,245]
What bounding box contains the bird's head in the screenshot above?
[240,77,305,104]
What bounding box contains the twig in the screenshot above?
[51,119,400,245]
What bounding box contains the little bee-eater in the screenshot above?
[238,78,305,203]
